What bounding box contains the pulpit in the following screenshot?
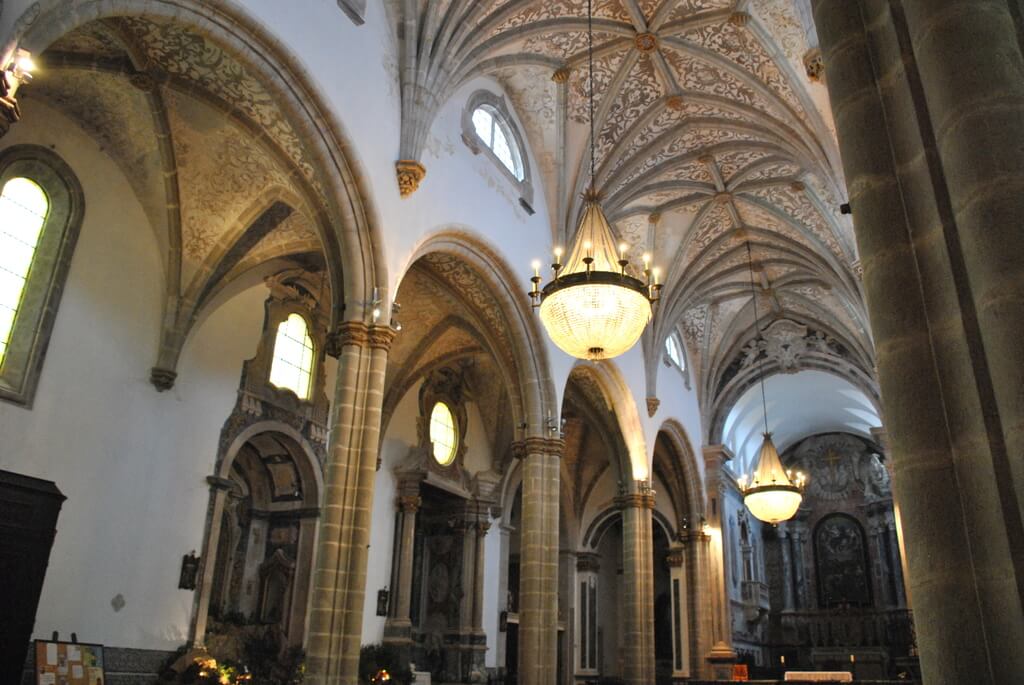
[0,470,65,684]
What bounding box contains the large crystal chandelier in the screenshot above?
[528,0,660,360]
[737,242,806,524]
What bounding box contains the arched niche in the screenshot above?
[193,421,321,650]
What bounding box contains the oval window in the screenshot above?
[429,401,458,466]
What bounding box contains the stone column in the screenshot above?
[682,530,714,678]
[666,547,690,679]
[474,520,490,634]
[790,523,810,610]
[701,445,737,677]
[305,323,395,685]
[617,485,656,685]
[812,2,1024,681]
[558,548,577,685]
[383,492,420,646]
[777,524,795,612]
[189,476,235,646]
[515,437,563,685]
[575,553,600,676]
[290,510,321,645]
[495,522,514,670]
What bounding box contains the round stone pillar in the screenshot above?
[305,323,395,685]
[811,1,1024,681]
[617,484,656,685]
[515,437,563,685]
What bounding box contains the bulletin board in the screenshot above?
[33,640,105,685]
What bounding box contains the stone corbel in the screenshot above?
[396,160,426,197]
[150,366,178,391]
[804,47,824,82]
[646,397,660,417]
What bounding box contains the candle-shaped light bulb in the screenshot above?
[583,240,593,255]
[652,267,661,285]
[619,242,628,258]
[643,252,651,268]
[781,655,786,666]
[531,259,541,278]
[554,246,563,260]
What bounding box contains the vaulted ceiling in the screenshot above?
[32,17,334,375]
[391,0,877,422]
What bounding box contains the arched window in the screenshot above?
[0,146,83,408]
[429,401,459,466]
[665,334,685,371]
[0,177,49,365]
[471,105,524,181]
[269,313,315,400]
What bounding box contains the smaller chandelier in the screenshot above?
[739,433,806,524]
[737,241,806,524]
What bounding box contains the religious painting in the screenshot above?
[814,514,872,607]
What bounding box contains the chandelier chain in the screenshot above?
[587,0,596,194]
[746,241,770,435]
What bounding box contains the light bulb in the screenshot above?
[531,260,541,278]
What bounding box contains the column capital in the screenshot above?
[666,549,686,568]
[702,444,734,468]
[326,321,397,355]
[615,492,656,510]
[577,552,601,573]
[511,436,564,458]
[397,495,422,513]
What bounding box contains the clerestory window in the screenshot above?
[471,105,524,181]
[269,312,315,400]
[665,333,685,371]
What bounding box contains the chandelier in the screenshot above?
[528,0,660,360]
[737,242,806,524]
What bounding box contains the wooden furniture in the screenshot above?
[0,470,65,684]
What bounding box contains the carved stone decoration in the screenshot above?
[787,433,890,503]
[396,159,426,197]
[646,397,660,417]
[634,32,658,53]
[803,47,824,82]
[150,367,178,391]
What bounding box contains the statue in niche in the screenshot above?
[815,514,871,607]
[859,452,891,501]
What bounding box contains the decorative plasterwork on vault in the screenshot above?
[390,0,872,414]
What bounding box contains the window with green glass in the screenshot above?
[269,313,315,399]
[0,177,49,366]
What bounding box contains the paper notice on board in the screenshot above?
[72,664,84,679]
[39,674,56,685]
[46,642,58,665]
[67,645,81,661]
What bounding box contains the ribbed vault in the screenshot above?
[390,0,875,430]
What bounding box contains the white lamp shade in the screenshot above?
[539,281,651,360]
[743,433,803,524]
